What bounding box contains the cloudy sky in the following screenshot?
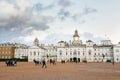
[0,0,120,45]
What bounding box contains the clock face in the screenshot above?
[74,37,79,41]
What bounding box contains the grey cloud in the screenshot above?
[58,0,71,7]
[71,7,98,23]
[57,8,70,21]
[0,0,52,42]
[41,33,72,44]
[80,32,104,43]
[83,7,98,15]
[32,3,54,12]
[57,0,72,21]
[42,32,104,44]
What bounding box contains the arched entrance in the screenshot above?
[73,57,77,62]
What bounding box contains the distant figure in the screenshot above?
[112,61,115,65]
[42,60,47,68]
[33,59,41,66]
[61,60,65,64]
[50,59,52,65]
[50,59,56,65]
[6,60,17,66]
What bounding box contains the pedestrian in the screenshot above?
[112,61,115,65]
[42,60,47,68]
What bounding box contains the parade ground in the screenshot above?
[0,62,120,80]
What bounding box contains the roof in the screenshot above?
[86,40,93,42]
[58,41,65,43]
[73,30,79,37]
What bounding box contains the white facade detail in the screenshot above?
[14,30,120,63]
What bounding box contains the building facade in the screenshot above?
[56,30,113,62]
[14,30,120,62]
[0,43,16,59]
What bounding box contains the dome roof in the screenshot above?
[34,38,39,42]
[58,41,65,43]
[86,40,93,42]
[73,30,79,37]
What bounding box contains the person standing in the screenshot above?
[42,59,47,68]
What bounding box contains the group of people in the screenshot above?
[33,59,47,68]
[50,59,56,65]
[33,59,57,68]
[6,60,17,66]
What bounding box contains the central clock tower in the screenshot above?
[73,30,79,41]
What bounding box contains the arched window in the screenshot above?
[59,50,62,55]
[89,50,91,55]
[73,50,77,55]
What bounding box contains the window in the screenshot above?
[98,49,99,51]
[83,53,85,55]
[73,50,77,55]
[59,50,62,55]
[89,50,91,55]
[117,58,119,61]
[66,52,68,55]
[78,51,80,55]
[38,52,39,55]
[105,53,107,56]
[5,56,7,59]
[34,51,36,56]
[94,49,96,51]
[60,52,62,55]
[9,51,10,54]
[73,52,77,55]
[2,56,4,59]
[8,56,10,59]
[98,53,100,55]
[95,53,96,55]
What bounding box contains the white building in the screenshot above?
[14,43,28,59]
[14,30,120,62]
[28,38,46,62]
[15,38,46,62]
[113,42,120,62]
[56,30,113,62]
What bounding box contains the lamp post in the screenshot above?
[112,53,114,65]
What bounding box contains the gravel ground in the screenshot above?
[0,62,120,80]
